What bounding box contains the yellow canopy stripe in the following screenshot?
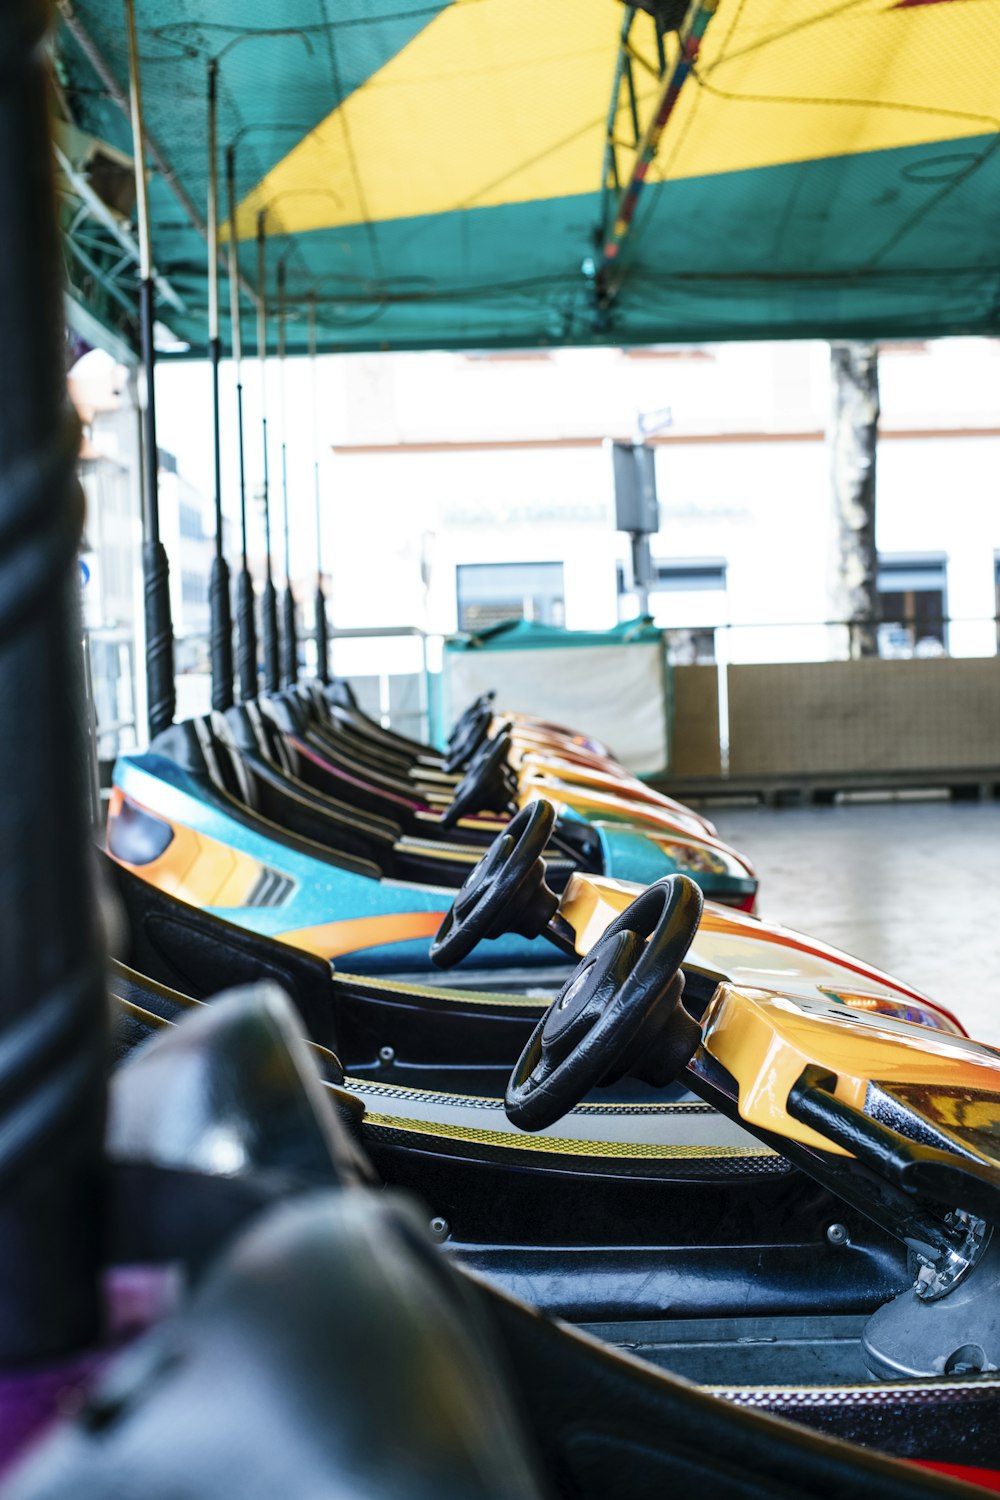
[230,0,1000,239]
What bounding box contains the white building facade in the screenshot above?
[322,340,1000,668]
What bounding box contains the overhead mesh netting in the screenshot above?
[57,0,1000,356]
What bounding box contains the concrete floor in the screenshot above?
[712,798,1000,1044]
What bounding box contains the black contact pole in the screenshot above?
[126,0,174,737]
[277,260,298,686]
[309,294,330,684]
[257,212,279,693]
[207,60,233,711]
[0,0,107,1358]
[228,145,257,701]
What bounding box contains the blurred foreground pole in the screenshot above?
[125,0,175,734]
[0,0,107,1356]
[829,342,880,659]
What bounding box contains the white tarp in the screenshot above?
[443,634,670,775]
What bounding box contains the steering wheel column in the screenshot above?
[506,877,704,1130]
[431,801,561,967]
[439,728,516,829]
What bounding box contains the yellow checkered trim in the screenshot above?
[348,1076,710,1111]
[335,972,543,1008]
[393,840,481,865]
[364,1111,778,1159]
[707,1376,1000,1395]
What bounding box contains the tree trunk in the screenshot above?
[829,342,880,658]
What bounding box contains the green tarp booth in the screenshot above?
[441,618,672,776]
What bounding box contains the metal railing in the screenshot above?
[661,612,1000,667]
[327,626,436,742]
[660,613,1000,775]
[85,624,138,764]
[85,608,1000,769]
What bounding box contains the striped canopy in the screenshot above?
[57,0,1000,356]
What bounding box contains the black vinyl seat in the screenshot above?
[108,982,363,1188]
[226,702,414,829]
[0,988,529,1498]
[4,1192,547,1500]
[210,708,404,860]
[300,698,453,787]
[264,691,461,825]
[310,676,448,767]
[104,977,370,1281]
[253,699,501,858]
[145,714,574,892]
[145,718,384,881]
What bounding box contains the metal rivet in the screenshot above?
[378,1046,395,1063]
[826,1222,849,1246]
[430,1216,449,1239]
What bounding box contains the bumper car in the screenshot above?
[494,868,1000,1482]
[6,978,980,1500]
[101,803,978,1350]
[306,680,751,902]
[321,677,719,834]
[273,685,757,906]
[107,710,585,978]
[101,796,952,1097]
[106,692,754,975]
[319,676,621,778]
[95,865,1000,1490]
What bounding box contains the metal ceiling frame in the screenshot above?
[55,141,187,329]
[594,0,719,311]
[56,0,260,316]
[60,202,141,358]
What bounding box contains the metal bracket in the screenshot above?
[593,1,720,310]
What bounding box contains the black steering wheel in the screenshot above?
[448,692,494,746]
[430,800,559,968]
[505,877,704,1131]
[439,730,514,829]
[444,700,494,773]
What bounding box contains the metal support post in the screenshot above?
[309,295,329,683]
[125,0,175,737]
[257,212,279,693]
[278,261,298,686]
[207,59,234,711]
[228,145,257,701]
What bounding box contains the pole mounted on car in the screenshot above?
[277,260,298,687]
[207,59,234,712]
[309,294,330,684]
[125,0,175,736]
[257,212,279,693]
[228,146,257,702]
[595,0,719,312]
[0,0,107,1361]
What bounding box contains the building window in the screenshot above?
[456,561,565,635]
[179,502,205,541]
[181,571,208,606]
[620,557,727,663]
[877,554,947,658]
[652,561,727,592]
